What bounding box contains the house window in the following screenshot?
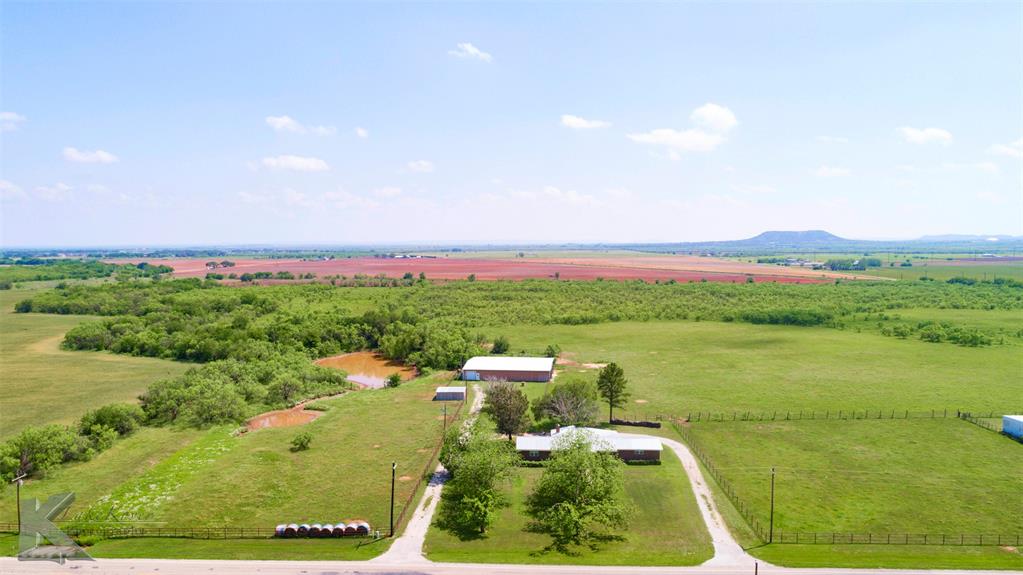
[634,450,645,455]
[528,450,540,457]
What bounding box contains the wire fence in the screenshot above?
[669,417,1023,546]
[392,396,465,534]
[621,407,1021,424]
[773,532,1022,546]
[671,420,769,541]
[0,523,374,540]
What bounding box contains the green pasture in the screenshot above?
[685,418,1023,535]
[862,264,1023,282]
[492,320,1022,416]
[147,373,466,531]
[0,286,188,439]
[424,447,712,565]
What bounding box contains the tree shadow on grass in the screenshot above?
[432,489,489,542]
[525,523,625,557]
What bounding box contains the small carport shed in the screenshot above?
[461,356,555,382]
[434,386,466,401]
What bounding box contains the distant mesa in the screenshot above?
[744,230,845,245]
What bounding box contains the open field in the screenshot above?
[685,418,1023,535]
[141,372,466,530]
[106,255,851,283]
[0,286,188,439]
[0,426,204,523]
[862,263,1023,282]
[492,320,1022,415]
[424,448,713,565]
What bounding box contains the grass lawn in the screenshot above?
[862,263,1023,282]
[83,536,390,560]
[492,320,1021,416]
[685,419,1023,535]
[148,372,467,533]
[752,543,1023,570]
[424,448,713,565]
[0,286,188,439]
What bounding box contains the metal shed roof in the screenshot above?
[515,427,663,453]
[436,386,466,394]
[462,356,555,373]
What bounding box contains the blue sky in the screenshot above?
[1,2,1020,247]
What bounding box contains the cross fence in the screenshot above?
[619,407,1022,425]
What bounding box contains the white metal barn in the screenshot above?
[434,386,466,401]
[461,356,556,382]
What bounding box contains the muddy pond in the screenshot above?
[247,403,322,430]
[315,351,416,389]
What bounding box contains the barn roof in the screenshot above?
[436,386,466,394]
[515,427,663,453]
[462,356,555,372]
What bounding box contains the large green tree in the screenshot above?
[525,435,631,550]
[532,377,599,426]
[438,422,517,535]
[483,381,531,439]
[596,362,630,423]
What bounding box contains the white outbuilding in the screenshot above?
[434,386,466,401]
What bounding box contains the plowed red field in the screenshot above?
[112,256,857,283]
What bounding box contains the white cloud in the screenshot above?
[238,191,270,204]
[265,115,336,135]
[0,180,26,200]
[690,103,738,132]
[561,115,610,129]
[448,42,492,62]
[628,103,737,154]
[1,112,26,132]
[261,155,330,172]
[35,182,73,201]
[942,161,998,174]
[63,147,119,164]
[975,190,1007,205]
[813,165,851,177]
[604,188,633,200]
[816,136,849,144]
[283,188,313,207]
[628,128,725,153]
[355,127,369,139]
[324,190,379,209]
[731,184,777,194]
[406,160,434,173]
[898,126,953,145]
[989,138,1022,159]
[373,186,403,198]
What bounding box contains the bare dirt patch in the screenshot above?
[635,399,649,404]
[107,254,867,284]
[398,475,413,482]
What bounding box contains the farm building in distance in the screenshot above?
[434,386,466,401]
[1003,415,1023,440]
[461,356,556,382]
[515,426,663,463]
